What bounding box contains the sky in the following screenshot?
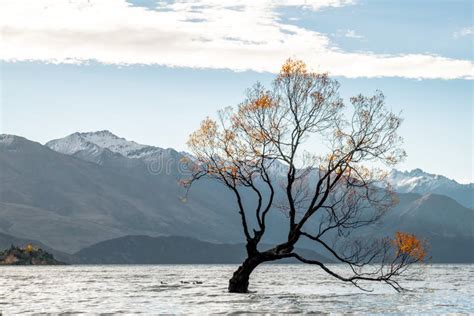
[0,0,473,183]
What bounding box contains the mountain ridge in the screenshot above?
[73,235,333,264]
[43,131,473,208]
[46,130,172,163]
[0,132,472,262]
[388,168,473,208]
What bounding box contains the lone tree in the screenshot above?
[183,59,425,293]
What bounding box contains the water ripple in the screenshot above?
[0,264,472,314]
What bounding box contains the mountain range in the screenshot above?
[388,169,473,208]
[0,131,472,262]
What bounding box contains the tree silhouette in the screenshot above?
[183,59,425,293]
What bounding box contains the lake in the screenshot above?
[0,264,473,314]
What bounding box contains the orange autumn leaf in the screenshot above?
[280,58,308,77]
[230,166,238,178]
[393,231,426,261]
[252,94,273,110]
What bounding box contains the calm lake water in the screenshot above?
[0,264,473,314]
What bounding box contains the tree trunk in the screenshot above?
[228,255,262,293]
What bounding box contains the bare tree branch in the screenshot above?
[183,59,424,293]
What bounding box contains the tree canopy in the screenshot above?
[183,59,425,293]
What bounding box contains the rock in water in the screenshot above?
[0,244,65,265]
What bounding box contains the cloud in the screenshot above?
[453,27,473,38]
[344,29,364,39]
[0,0,472,79]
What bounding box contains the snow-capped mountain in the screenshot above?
[46,130,166,163]
[388,169,473,209]
[0,133,246,252]
[389,168,460,192]
[45,131,473,209]
[1,132,473,262]
[0,134,17,146]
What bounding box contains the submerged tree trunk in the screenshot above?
[228,255,263,293]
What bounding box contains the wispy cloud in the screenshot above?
[1,0,472,79]
[343,29,364,39]
[453,27,473,38]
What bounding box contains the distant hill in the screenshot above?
[379,193,474,263]
[73,235,332,264]
[389,193,473,237]
[0,232,76,263]
[0,232,332,265]
[423,236,474,263]
[0,245,64,265]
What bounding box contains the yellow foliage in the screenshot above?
[280,58,307,77]
[200,117,217,135]
[224,130,236,142]
[24,244,34,253]
[187,117,218,149]
[252,95,273,110]
[239,94,275,114]
[230,166,238,178]
[393,232,425,261]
